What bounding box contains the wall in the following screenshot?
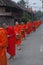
[0,7,14,26]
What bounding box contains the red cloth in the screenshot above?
[6,26,16,56]
[32,22,36,31]
[25,22,33,34]
[25,23,30,34]
[20,24,25,39]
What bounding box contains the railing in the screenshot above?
[0,12,12,16]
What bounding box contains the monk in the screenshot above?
[2,23,16,60]
[27,21,33,32]
[25,22,30,35]
[14,22,21,50]
[20,22,25,40]
[32,22,36,31]
[0,26,8,65]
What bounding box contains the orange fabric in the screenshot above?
[32,20,42,30]
[16,38,21,46]
[25,23,31,34]
[20,24,25,39]
[25,22,33,33]
[0,28,8,65]
[14,25,21,46]
[32,22,36,31]
[14,25,20,34]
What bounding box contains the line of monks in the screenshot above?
[0,20,42,65]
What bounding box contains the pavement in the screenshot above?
[7,24,43,65]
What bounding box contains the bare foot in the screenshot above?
[18,48,22,50]
[8,56,14,60]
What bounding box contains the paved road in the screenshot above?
[7,24,43,65]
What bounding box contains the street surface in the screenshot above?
[7,24,43,65]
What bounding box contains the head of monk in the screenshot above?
[15,21,19,25]
[2,23,8,28]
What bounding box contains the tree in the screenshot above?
[41,11,43,16]
[17,0,26,8]
[21,12,31,23]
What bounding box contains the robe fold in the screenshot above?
[0,28,8,65]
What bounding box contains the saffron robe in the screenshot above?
[20,24,25,39]
[6,26,16,56]
[0,28,8,65]
[14,25,21,46]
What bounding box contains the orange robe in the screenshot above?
[32,22,36,31]
[14,25,21,46]
[0,28,8,65]
[20,24,25,39]
[25,22,33,34]
[28,22,33,32]
[6,26,16,56]
[25,23,31,34]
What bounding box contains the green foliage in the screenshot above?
[33,15,39,21]
[41,12,43,16]
[21,12,31,22]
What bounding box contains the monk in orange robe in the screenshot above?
[0,27,8,65]
[25,22,31,35]
[14,22,21,50]
[6,26,16,60]
[25,21,33,35]
[32,22,36,31]
[20,22,25,40]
